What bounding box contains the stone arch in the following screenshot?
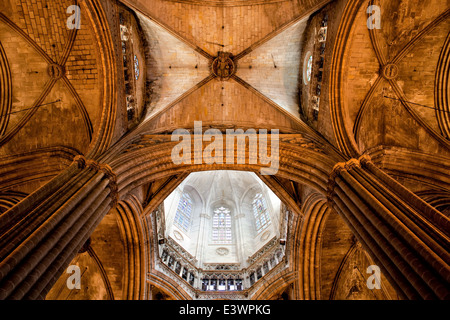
[108,137,342,202]
[293,193,331,300]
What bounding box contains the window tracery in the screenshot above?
[212,207,232,243]
[174,192,193,232]
[306,55,313,82]
[252,193,271,233]
[134,55,140,80]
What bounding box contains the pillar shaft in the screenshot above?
[0,156,118,300]
[328,155,450,300]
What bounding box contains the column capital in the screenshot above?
[86,159,101,171]
[101,164,119,208]
[72,155,119,207]
[100,164,117,183]
[73,154,87,168]
[327,155,373,202]
[358,154,372,167]
[200,213,210,219]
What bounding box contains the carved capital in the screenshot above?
[73,155,87,168]
[358,154,372,167]
[344,158,361,171]
[86,159,101,171]
[327,162,346,196]
[327,157,363,201]
[329,162,346,179]
[200,213,210,219]
[72,156,118,208]
[97,163,119,208]
[100,164,117,183]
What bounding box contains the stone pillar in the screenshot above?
[115,198,146,300]
[327,155,450,300]
[0,156,118,300]
[196,213,209,267]
[234,210,246,266]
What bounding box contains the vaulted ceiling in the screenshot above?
[1,0,448,192]
[0,0,118,194]
[122,0,332,135]
[341,0,450,157]
[0,0,106,156]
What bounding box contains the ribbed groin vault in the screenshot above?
[0,0,448,300]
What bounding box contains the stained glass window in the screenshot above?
[212,207,232,243]
[134,55,140,80]
[174,193,193,232]
[306,55,313,82]
[252,193,271,233]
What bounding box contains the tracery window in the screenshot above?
[306,55,313,82]
[134,55,140,80]
[252,193,271,233]
[212,207,232,243]
[174,192,193,232]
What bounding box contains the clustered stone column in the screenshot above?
[0,155,118,300]
[327,155,450,300]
